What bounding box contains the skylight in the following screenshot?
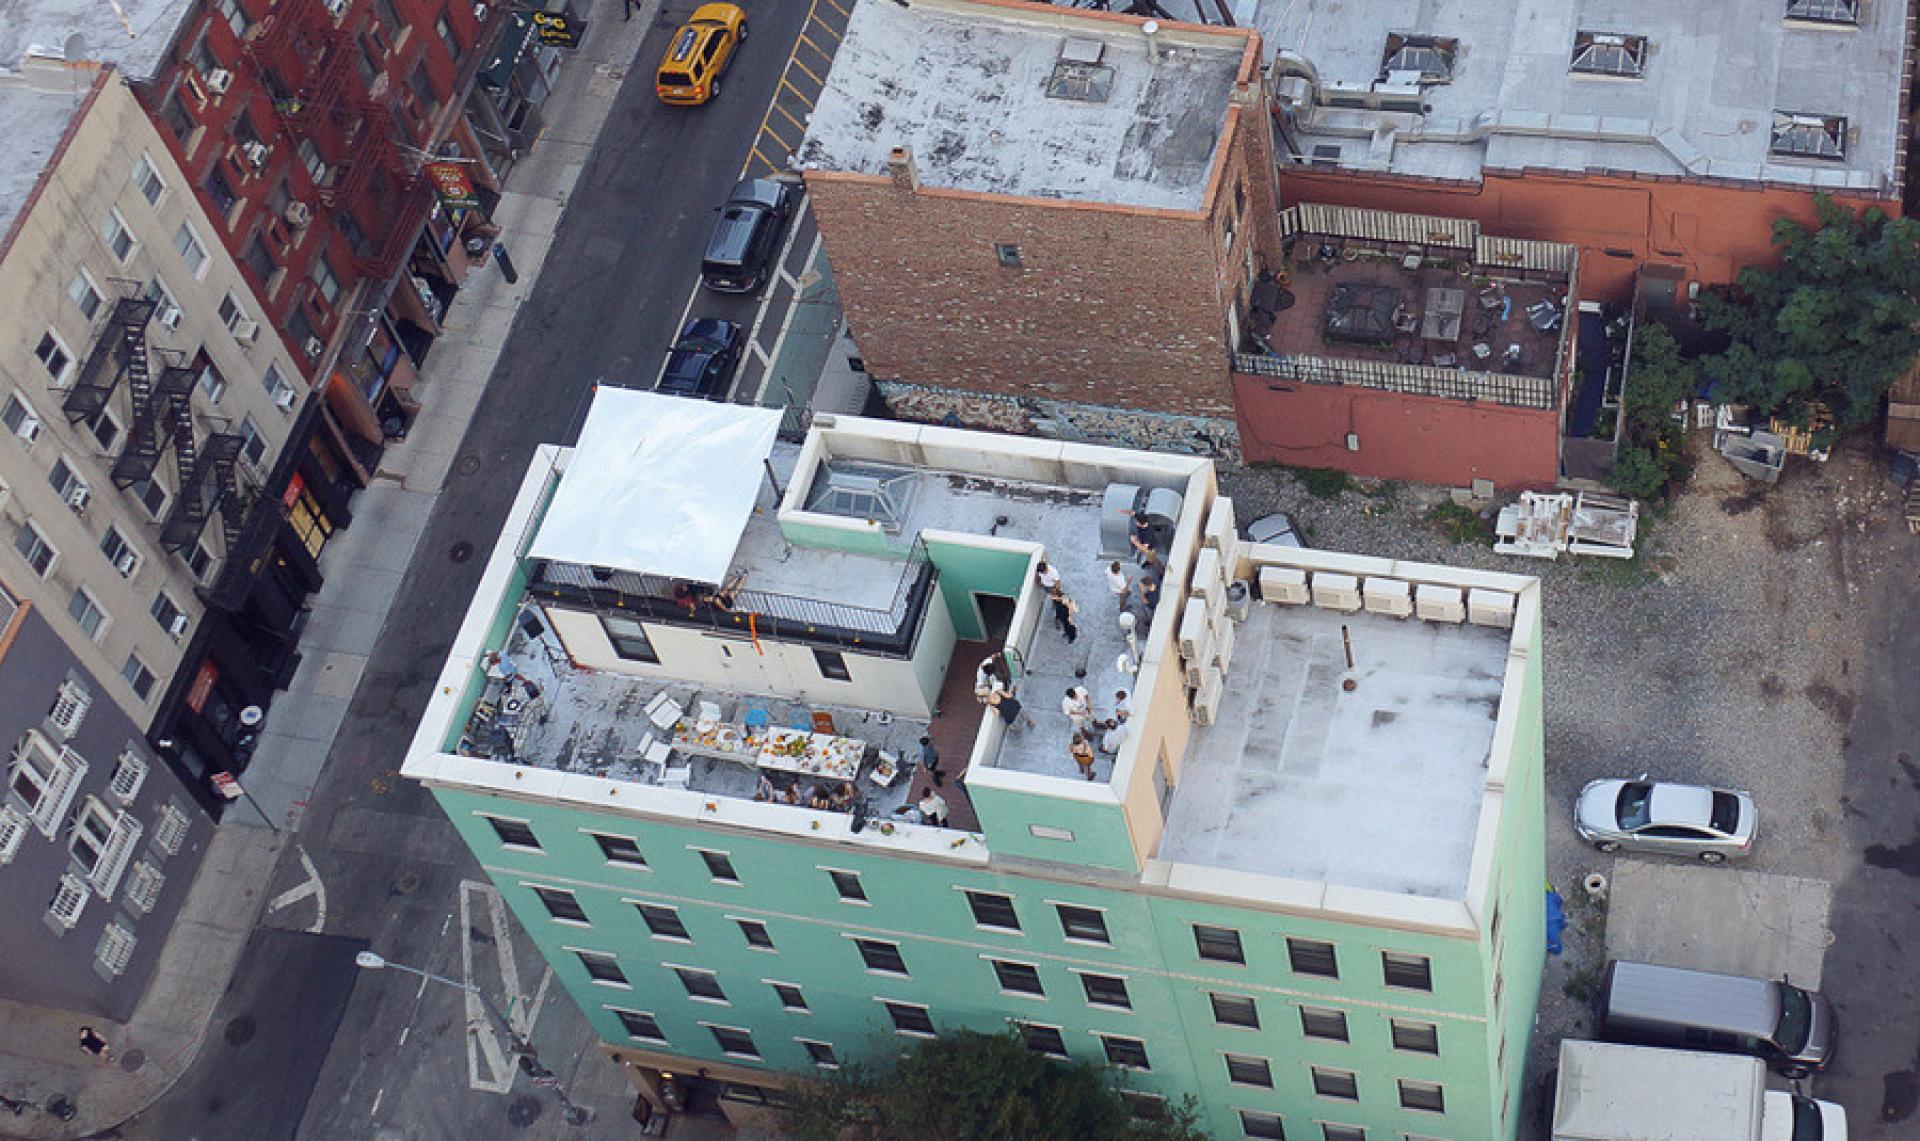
[1769,112,1848,161]
[804,462,919,532]
[1784,0,1860,26]
[1379,34,1458,86]
[1569,31,1648,79]
[1046,62,1115,103]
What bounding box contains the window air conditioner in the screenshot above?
[158,304,183,331]
[325,0,349,15]
[205,68,233,95]
[232,317,260,344]
[14,415,41,443]
[66,485,91,512]
[115,552,138,576]
[242,142,270,170]
[284,201,312,228]
[303,336,325,358]
[169,615,190,639]
[274,387,296,411]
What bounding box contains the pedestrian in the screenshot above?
[1034,560,1062,593]
[78,1027,108,1060]
[985,688,1028,729]
[917,788,949,827]
[975,655,1004,701]
[1070,732,1097,780]
[1061,686,1092,735]
[1113,688,1133,719]
[1049,585,1079,643]
[1105,559,1130,602]
[1099,716,1130,755]
[918,735,944,787]
[1136,571,1161,613]
[1127,512,1156,564]
[623,0,636,20]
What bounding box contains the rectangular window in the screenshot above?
[151,592,186,638]
[735,918,773,949]
[533,885,589,925]
[1381,951,1433,992]
[813,648,851,681]
[218,292,246,332]
[1239,1110,1287,1140]
[1299,1006,1349,1042]
[1121,1092,1167,1122]
[108,751,149,803]
[299,137,326,181]
[85,406,118,450]
[48,456,87,501]
[242,234,276,284]
[101,210,136,262]
[69,798,118,875]
[35,331,73,384]
[855,938,908,976]
[14,521,57,577]
[1390,1019,1440,1055]
[207,167,239,216]
[408,62,438,117]
[309,256,342,306]
[132,154,167,204]
[1194,924,1245,964]
[2,392,39,440]
[68,271,103,319]
[1019,1022,1067,1058]
[68,587,107,641]
[574,949,627,986]
[1055,904,1109,944]
[437,14,460,56]
[1099,1034,1149,1070]
[636,902,689,940]
[884,1001,935,1037]
[130,478,168,519]
[697,849,738,883]
[185,540,214,583]
[122,655,156,701]
[481,815,540,851]
[174,223,210,278]
[1079,972,1130,1010]
[771,981,807,1011]
[964,889,1020,931]
[600,615,659,663]
[261,364,295,407]
[1210,991,1259,1029]
[215,0,251,36]
[197,361,227,402]
[1288,937,1339,978]
[991,959,1044,995]
[589,832,647,867]
[101,527,139,577]
[611,1008,666,1043]
[1321,1124,1365,1141]
[1225,1053,1274,1088]
[800,1039,838,1068]
[995,243,1022,268]
[707,1025,759,1058]
[675,966,726,1003]
[829,869,866,902]
[1399,1079,1445,1114]
[142,274,178,320]
[1311,1066,1359,1101]
[160,91,193,141]
[237,415,267,466]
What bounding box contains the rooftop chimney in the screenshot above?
[1141,19,1162,64]
[887,146,920,193]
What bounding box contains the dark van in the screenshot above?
[1597,960,1836,1077]
[701,178,799,293]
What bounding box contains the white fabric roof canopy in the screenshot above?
[528,388,781,583]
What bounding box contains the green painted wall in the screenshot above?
[778,516,899,558]
[965,782,1139,874]
[922,537,1030,641]
[441,561,534,752]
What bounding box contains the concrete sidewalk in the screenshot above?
[0,4,659,1136]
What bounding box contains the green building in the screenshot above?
[404,390,1546,1139]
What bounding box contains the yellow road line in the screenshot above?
[773,102,809,135]
[797,33,834,60]
[760,122,801,152]
[822,0,850,16]
[735,0,828,178]
[789,54,825,86]
[781,78,816,108]
[750,144,783,174]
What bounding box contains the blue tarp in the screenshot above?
[1546,887,1567,955]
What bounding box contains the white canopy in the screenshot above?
[528,389,782,583]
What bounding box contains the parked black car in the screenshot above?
[656,317,744,399]
[701,177,800,293]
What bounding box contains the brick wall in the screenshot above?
[875,380,1241,459]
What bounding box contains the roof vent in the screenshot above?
[1060,37,1104,65]
[804,462,919,533]
[1047,61,1116,103]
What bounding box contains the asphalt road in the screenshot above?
[126,2,844,1136]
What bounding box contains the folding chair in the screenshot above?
[645,691,683,733]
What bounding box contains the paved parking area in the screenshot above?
[1603,862,1833,986]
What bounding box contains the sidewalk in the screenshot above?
[0,4,660,1136]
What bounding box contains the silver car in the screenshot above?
[1575,778,1757,862]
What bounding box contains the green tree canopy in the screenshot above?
[782,1029,1206,1141]
[1697,194,1920,430]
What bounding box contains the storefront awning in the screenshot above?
[528,388,783,584]
[478,13,534,91]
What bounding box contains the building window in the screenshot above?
[771,981,807,1011]
[207,167,239,216]
[84,406,118,450]
[599,615,659,663]
[299,137,327,182]
[1210,991,1259,1029]
[437,13,461,57]
[883,1001,935,1037]
[218,292,248,335]
[2,392,40,441]
[372,0,402,34]
[1299,1006,1349,1042]
[261,364,295,407]
[1321,1127,1365,1141]
[101,210,136,262]
[697,849,738,883]
[1055,903,1109,944]
[1079,972,1130,1010]
[123,860,163,911]
[611,1008,666,1043]
[174,223,210,278]
[1379,33,1458,84]
[636,903,689,940]
[48,456,87,502]
[108,751,149,803]
[130,477,168,519]
[991,959,1044,996]
[68,587,108,641]
[15,521,57,577]
[589,832,647,867]
[407,61,439,118]
[674,966,726,1002]
[242,233,277,284]
[1224,1053,1274,1088]
[142,274,178,321]
[1311,1066,1359,1101]
[480,814,540,851]
[828,869,866,902]
[572,950,626,986]
[1018,1022,1067,1058]
[1,806,35,864]
[812,649,851,681]
[49,874,89,930]
[68,271,103,319]
[1381,951,1433,992]
[964,889,1020,931]
[1120,1092,1167,1122]
[122,655,157,700]
[995,243,1022,268]
[1239,1110,1287,1140]
[1098,1034,1149,1071]
[159,91,193,142]
[1391,1019,1440,1054]
[707,1024,759,1058]
[1194,924,1245,964]
[35,331,73,385]
[153,803,190,854]
[800,1039,838,1068]
[151,592,186,639]
[532,886,589,925]
[101,528,140,578]
[215,0,251,37]
[185,540,214,583]
[309,255,342,307]
[855,938,908,976]
[736,918,774,948]
[68,798,119,876]
[1288,937,1339,978]
[1399,1080,1445,1114]
[237,415,267,467]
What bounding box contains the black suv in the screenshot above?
[656,317,744,399]
[701,177,800,293]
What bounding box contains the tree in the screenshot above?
[1608,323,1694,500]
[1696,194,1920,431]
[782,1029,1206,1141]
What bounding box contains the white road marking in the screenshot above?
[459,880,541,1095]
[265,846,327,934]
[371,1087,384,1116]
[753,228,826,405]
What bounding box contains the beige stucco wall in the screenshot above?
[0,69,307,723]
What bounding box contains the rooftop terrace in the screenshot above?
[798,0,1254,210]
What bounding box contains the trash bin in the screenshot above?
[1225,580,1251,623]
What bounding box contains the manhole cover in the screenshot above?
[449,541,474,563]
[457,455,482,476]
[391,869,421,895]
[119,1047,146,1073]
[506,1094,544,1128]
[224,1015,256,1047]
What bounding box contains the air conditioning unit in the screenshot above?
[303,336,325,358]
[13,414,41,443]
[1257,564,1308,605]
[274,387,296,411]
[169,614,190,639]
[1310,572,1362,612]
[284,201,312,228]
[1209,618,1235,674]
[1189,546,1223,603]
[325,0,349,15]
[157,304,183,331]
[1414,583,1466,624]
[115,552,138,576]
[1177,598,1211,660]
[310,161,330,187]
[242,142,270,169]
[66,485,90,512]
[1362,576,1413,618]
[1191,666,1225,725]
[205,68,233,95]
[231,317,260,345]
[1468,588,1516,630]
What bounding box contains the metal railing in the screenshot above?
[1232,351,1557,411]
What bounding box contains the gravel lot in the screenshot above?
[1219,435,1913,1133]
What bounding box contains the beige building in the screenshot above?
[0,62,306,725]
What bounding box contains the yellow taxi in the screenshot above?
[655,3,748,106]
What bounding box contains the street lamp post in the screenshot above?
[354,950,594,1126]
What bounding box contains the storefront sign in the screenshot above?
[211,772,244,801]
[424,162,481,213]
[531,11,586,49]
[187,660,219,713]
[283,471,306,510]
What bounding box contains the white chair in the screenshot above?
[659,760,693,789]
[695,700,724,726]
[644,691,683,732]
[638,734,674,772]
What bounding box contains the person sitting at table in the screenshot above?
[828,782,857,810]
[753,775,776,802]
[806,784,834,810]
[917,789,950,828]
[775,782,800,806]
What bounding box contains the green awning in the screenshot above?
[478,13,534,91]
